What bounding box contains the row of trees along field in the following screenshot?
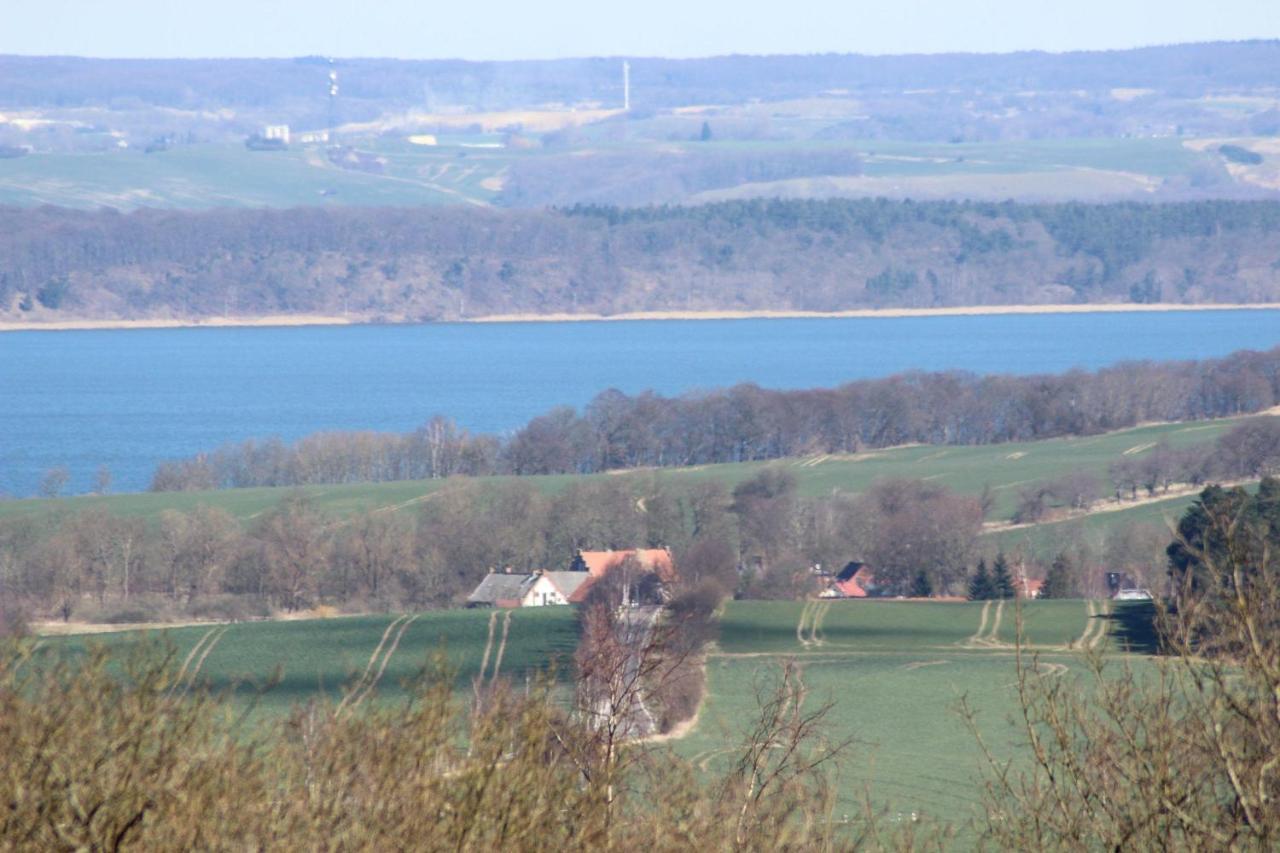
[2,475,1277,847]
[150,345,1280,490]
[3,199,1280,322]
[1,462,1200,625]
[1008,415,1280,523]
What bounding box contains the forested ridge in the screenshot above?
[4,198,1280,322]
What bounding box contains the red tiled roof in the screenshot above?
[833,564,873,597]
[575,548,676,583]
[1017,578,1044,599]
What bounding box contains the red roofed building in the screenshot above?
[571,548,677,584]
[830,561,875,598]
[1016,577,1044,599]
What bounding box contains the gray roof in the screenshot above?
[543,571,594,599]
[467,572,536,604]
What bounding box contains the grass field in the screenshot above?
[682,598,1156,826]
[0,135,1212,210]
[56,597,1150,829]
[49,607,581,716]
[0,415,1243,528]
[0,142,512,209]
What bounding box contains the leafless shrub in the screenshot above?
[964,494,1280,849]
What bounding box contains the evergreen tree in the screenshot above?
[910,570,933,598]
[969,559,993,601]
[699,121,713,141]
[1041,553,1076,599]
[992,552,1016,599]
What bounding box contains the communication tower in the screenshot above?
[623,61,630,111]
[327,60,339,144]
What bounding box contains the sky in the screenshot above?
[3,0,1277,60]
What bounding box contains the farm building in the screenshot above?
[571,548,676,583]
[467,548,678,608]
[466,569,595,608]
[1015,577,1044,599]
[821,561,878,598]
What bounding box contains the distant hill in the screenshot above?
[3,42,1278,114]
[2,42,1280,152]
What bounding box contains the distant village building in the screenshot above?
[570,548,676,583]
[465,548,676,608]
[466,569,595,609]
[1105,571,1153,600]
[245,125,289,151]
[820,561,878,598]
[1014,577,1044,599]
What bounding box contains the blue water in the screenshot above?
[4,311,1280,497]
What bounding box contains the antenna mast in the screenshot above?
[623,61,630,111]
[327,60,339,144]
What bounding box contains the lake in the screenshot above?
[4,310,1280,497]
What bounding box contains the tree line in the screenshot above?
[1010,415,1280,523]
[4,455,1226,624]
[150,345,1280,491]
[4,198,1280,323]
[4,468,998,622]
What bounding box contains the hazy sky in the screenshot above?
[4,0,1277,60]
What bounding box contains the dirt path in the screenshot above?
[968,601,992,645]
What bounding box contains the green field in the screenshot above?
[0,142,512,209]
[55,597,1150,829]
[51,607,580,716]
[0,134,1211,210]
[682,598,1155,826]
[0,415,1241,528]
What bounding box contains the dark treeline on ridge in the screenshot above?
[4,198,1280,323]
[150,345,1280,491]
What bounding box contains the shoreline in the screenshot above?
[4,302,1280,333]
[0,314,354,333]
[467,303,1280,323]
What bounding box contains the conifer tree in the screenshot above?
[910,570,933,598]
[1040,553,1076,599]
[969,559,993,601]
[992,552,1016,599]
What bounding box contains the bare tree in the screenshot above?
[39,467,69,499]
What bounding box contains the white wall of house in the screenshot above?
[521,575,569,607]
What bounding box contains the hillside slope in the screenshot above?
[4,199,1280,323]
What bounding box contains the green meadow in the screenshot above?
[0,142,510,209]
[0,135,1207,210]
[683,598,1156,826]
[0,415,1240,529]
[49,596,1154,829]
[47,607,580,716]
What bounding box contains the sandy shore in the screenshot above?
[469,303,1280,323]
[0,314,353,333]
[4,303,1280,333]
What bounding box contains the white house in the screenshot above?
[466,570,595,608]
